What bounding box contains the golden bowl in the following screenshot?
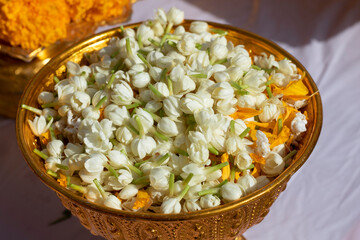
[16,20,322,240]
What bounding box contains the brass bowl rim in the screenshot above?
[16,20,323,221]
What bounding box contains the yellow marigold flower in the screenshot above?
[133,190,151,210]
[57,173,67,188]
[221,153,230,181]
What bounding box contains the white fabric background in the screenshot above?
[1,0,360,239]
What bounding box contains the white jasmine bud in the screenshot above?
[212,82,234,100]
[132,72,151,88]
[189,21,208,34]
[70,91,91,112]
[183,199,202,212]
[44,156,61,172]
[150,82,169,100]
[214,71,230,83]
[157,117,178,137]
[256,130,270,157]
[103,195,122,210]
[261,152,285,176]
[115,126,134,145]
[111,81,134,105]
[27,115,53,136]
[38,91,54,105]
[104,104,130,126]
[200,194,221,209]
[237,174,257,194]
[82,106,100,120]
[291,112,307,134]
[221,182,243,201]
[167,7,184,25]
[150,166,171,191]
[47,140,64,157]
[131,136,156,159]
[234,152,253,170]
[136,24,154,46]
[64,143,83,157]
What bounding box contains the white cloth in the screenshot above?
[1,0,360,239]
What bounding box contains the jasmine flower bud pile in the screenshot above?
[23,7,311,213]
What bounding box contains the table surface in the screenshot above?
[1,0,360,239]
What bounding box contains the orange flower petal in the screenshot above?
[270,126,291,149]
[221,153,230,181]
[251,163,261,178]
[57,173,67,188]
[229,107,262,120]
[250,153,265,165]
[133,190,151,210]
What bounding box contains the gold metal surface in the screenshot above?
[16,20,323,240]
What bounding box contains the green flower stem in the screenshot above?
[165,22,174,35]
[126,123,139,135]
[175,148,189,156]
[208,145,220,155]
[254,115,260,122]
[105,163,119,178]
[53,76,60,83]
[189,73,207,78]
[209,28,228,35]
[132,175,150,185]
[266,86,273,98]
[137,33,144,49]
[264,79,274,86]
[230,167,236,182]
[137,53,151,68]
[137,49,149,56]
[134,159,149,168]
[283,150,297,163]
[34,148,48,160]
[41,102,59,108]
[230,120,236,134]
[213,58,228,65]
[143,109,161,122]
[239,127,251,139]
[134,115,145,137]
[148,83,165,99]
[69,184,87,194]
[183,173,194,186]
[195,43,202,50]
[119,25,125,32]
[167,40,177,48]
[95,96,107,110]
[198,188,220,196]
[126,38,133,57]
[55,163,69,170]
[206,162,229,174]
[152,130,169,142]
[112,59,124,72]
[155,153,170,166]
[49,126,56,141]
[21,104,42,115]
[178,184,190,200]
[93,178,107,199]
[110,49,120,59]
[160,68,167,82]
[126,102,141,109]
[167,76,173,95]
[169,173,175,197]
[247,164,255,170]
[251,64,262,70]
[148,38,161,47]
[87,74,95,85]
[127,164,143,176]
[46,170,59,178]
[216,179,228,188]
[278,118,283,133]
[105,73,116,90]
[109,138,119,146]
[66,175,71,187]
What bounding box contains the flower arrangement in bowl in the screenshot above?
[16,8,322,240]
